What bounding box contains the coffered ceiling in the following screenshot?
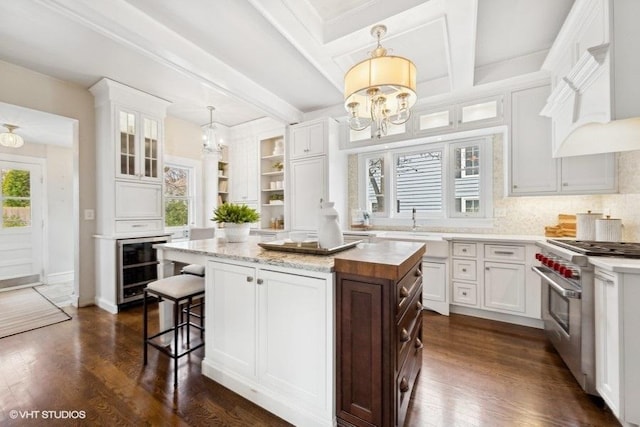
[0,0,574,133]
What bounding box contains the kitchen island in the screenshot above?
[154,236,425,427]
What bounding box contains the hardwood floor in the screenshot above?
[0,304,618,426]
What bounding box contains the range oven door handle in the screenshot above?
[532,266,582,299]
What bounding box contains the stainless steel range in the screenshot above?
[533,239,640,396]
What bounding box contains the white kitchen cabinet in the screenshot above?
[289,156,326,231]
[290,119,326,159]
[204,259,334,427]
[594,269,621,418]
[422,261,448,315]
[594,267,640,427]
[257,269,329,410]
[207,261,257,378]
[413,95,503,138]
[90,77,170,237]
[484,262,525,313]
[229,136,258,204]
[287,118,347,231]
[510,84,617,196]
[450,240,541,324]
[115,109,162,182]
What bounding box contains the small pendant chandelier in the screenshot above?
[203,106,221,153]
[344,25,417,139]
[0,124,25,148]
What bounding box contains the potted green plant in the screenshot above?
[211,203,260,242]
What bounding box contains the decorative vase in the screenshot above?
[318,201,344,249]
[223,222,251,242]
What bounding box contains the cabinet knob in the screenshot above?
[400,328,411,343]
[513,185,518,189]
[462,291,468,296]
[399,286,410,298]
[485,267,490,271]
[462,248,467,252]
[399,377,409,393]
[246,276,254,282]
[257,278,263,285]
[415,337,424,350]
[462,268,467,272]
[562,182,568,187]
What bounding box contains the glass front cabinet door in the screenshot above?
[116,108,162,182]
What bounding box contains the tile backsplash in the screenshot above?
[347,135,640,241]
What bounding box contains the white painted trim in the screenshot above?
[164,155,203,227]
[46,270,74,284]
[94,297,119,314]
[449,304,544,329]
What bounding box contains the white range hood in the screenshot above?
[540,0,640,158]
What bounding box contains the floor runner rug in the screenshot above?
[0,287,71,339]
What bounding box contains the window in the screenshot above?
[359,136,492,224]
[395,149,443,214]
[1,168,31,228]
[164,164,193,228]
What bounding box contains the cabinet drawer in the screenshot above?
[452,282,478,306]
[396,288,423,369]
[452,259,477,281]
[453,242,476,257]
[115,181,162,219]
[484,244,525,261]
[115,220,163,234]
[396,323,422,427]
[396,263,422,317]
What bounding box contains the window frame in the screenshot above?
[358,135,493,226]
[163,156,201,237]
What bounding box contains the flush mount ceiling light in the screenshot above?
[0,124,25,148]
[202,106,221,153]
[344,24,417,139]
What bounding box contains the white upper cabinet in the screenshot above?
[541,0,640,157]
[116,109,162,182]
[509,84,617,196]
[290,120,326,159]
[89,78,170,237]
[229,136,258,204]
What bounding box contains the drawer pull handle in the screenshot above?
[462,268,467,272]
[494,251,514,255]
[246,276,254,282]
[131,224,145,228]
[400,328,410,343]
[414,269,422,277]
[462,248,467,252]
[399,286,410,298]
[399,377,409,393]
[415,338,424,350]
[416,301,423,311]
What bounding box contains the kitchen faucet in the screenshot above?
[412,207,417,231]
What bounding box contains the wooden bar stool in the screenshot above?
[143,274,205,387]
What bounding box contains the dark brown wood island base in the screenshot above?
[334,241,426,427]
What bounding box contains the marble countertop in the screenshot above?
[588,256,640,274]
[374,230,544,243]
[155,236,349,273]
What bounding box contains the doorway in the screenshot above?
[0,158,43,286]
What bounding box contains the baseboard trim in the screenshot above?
[94,297,118,314]
[450,305,544,329]
[46,271,74,285]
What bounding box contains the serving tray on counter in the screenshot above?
[258,239,362,255]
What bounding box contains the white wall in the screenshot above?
[46,145,73,279]
[0,60,95,306]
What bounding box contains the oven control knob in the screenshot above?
[546,258,555,267]
[553,262,561,270]
[563,269,577,279]
[558,266,566,275]
[535,253,542,261]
